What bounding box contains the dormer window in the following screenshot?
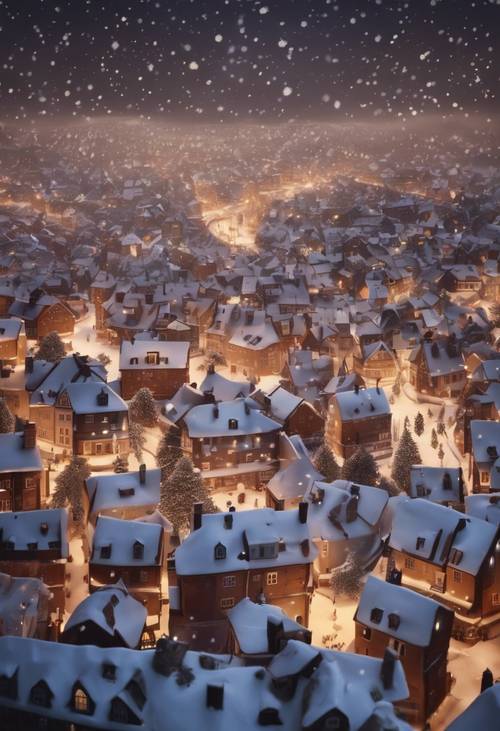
[146,351,159,365]
[416,537,426,551]
[214,542,227,560]
[228,418,238,430]
[72,685,93,715]
[102,663,116,681]
[370,607,383,624]
[388,613,400,630]
[133,540,144,560]
[30,680,53,708]
[97,388,109,407]
[248,543,278,560]
[129,357,139,365]
[100,544,112,559]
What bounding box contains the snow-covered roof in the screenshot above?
[465,494,500,526]
[183,398,281,438]
[29,355,107,407]
[266,433,321,502]
[0,509,69,557]
[447,684,500,731]
[0,431,43,474]
[389,498,497,576]
[91,516,162,567]
[64,382,127,415]
[0,317,24,341]
[174,507,316,576]
[409,465,462,503]
[120,340,190,370]
[470,420,500,468]
[86,468,161,517]
[161,384,206,425]
[0,572,49,638]
[356,576,450,647]
[227,598,309,654]
[63,581,146,649]
[332,386,391,421]
[198,371,253,401]
[422,339,465,377]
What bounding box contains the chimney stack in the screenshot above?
[380,647,397,690]
[25,356,34,374]
[23,422,36,450]
[206,684,224,710]
[139,464,146,485]
[224,514,233,530]
[298,501,309,524]
[192,502,203,531]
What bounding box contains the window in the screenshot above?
[362,627,372,640]
[266,571,278,586]
[393,640,405,657]
[139,570,149,584]
[146,352,159,365]
[228,418,238,430]
[100,544,112,560]
[220,597,235,609]
[30,681,52,708]
[252,574,261,583]
[74,688,90,714]
[453,570,462,583]
[85,414,94,424]
[405,557,415,569]
[370,607,383,624]
[133,541,144,560]
[492,593,500,606]
[214,543,227,561]
[223,575,236,588]
[416,537,425,551]
[481,472,490,484]
[322,541,328,557]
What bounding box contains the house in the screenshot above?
[266,433,322,510]
[438,265,482,294]
[8,289,75,340]
[90,516,164,628]
[85,465,162,524]
[325,385,392,459]
[0,424,46,512]
[198,366,253,402]
[0,508,69,620]
[352,340,399,387]
[119,340,190,401]
[470,420,500,493]
[305,480,388,584]
[0,318,26,365]
[354,576,454,725]
[387,498,500,641]
[409,465,465,506]
[227,597,311,662]
[180,397,282,491]
[447,684,500,731]
[252,385,325,445]
[466,494,500,526]
[0,572,50,639]
[409,337,466,399]
[281,349,334,405]
[61,581,147,649]
[0,634,411,731]
[170,505,316,651]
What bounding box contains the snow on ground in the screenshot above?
[70,305,121,381]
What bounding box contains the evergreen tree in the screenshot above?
[113,454,129,473]
[330,552,364,599]
[0,398,15,433]
[129,421,146,463]
[156,430,183,477]
[197,350,226,372]
[414,411,425,437]
[431,428,439,450]
[403,415,410,431]
[392,374,401,397]
[159,455,217,534]
[313,440,340,482]
[438,443,445,466]
[51,456,90,531]
[129,387,158,427]
[437,421,446,436]
[378,476,400,497]
[391,426,422,493]
[35,331,65,362]
[341,446,379,487]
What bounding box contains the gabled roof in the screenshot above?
[0,431,43,474]
[91,516,162,567]
[183,398,281,438]
[332,386,391,421]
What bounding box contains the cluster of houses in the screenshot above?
[0,124,499,729]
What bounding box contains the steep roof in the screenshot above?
[183,398,281,438]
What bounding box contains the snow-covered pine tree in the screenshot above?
[378,476,400,497]
[156,430,183,478]
[313,440,340,482]
[129,421,146,463]
[0,398,15,433]
[113,454,129,473]
[438,443,445,466]
[437,421,446,435]
[414,411,425,437]
[129,387,158,427]
[51,456,91,532]
[35,331,65,362]
[159,455,217,534]
[197,350,227,372]
[391,426,422,494]
[431,428,439,450]
[341,446,379,487]
[330,551,364,599]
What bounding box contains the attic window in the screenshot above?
[39,523,49,536]
[133,541,144,560]
[100,544,112,559]
[129,357,139,365]
[370,607,384,624]
[416,537,426,551]
[214,542,227,561]
[119,487,135,498]
[30,680,52,708]
[449,548,463,565]
[228,418,238,430]
[388,613,400,630]
[102,663,116,681]
[146,352,159,365]
[27,542,38,552]
[96,388,109,407]
[73,687,92,715]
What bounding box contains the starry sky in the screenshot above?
[0,0,498,122]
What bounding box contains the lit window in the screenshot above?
[74,688,90,714]
[266,571,278,586]
[220,597,235,609]
[223,575,236,588]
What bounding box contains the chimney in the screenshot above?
[354,383,360,395]
[139,464,146,485]
[192,502,203,531]
[25,356,34,374]
[387,567,402,586]
[266,618,284,655]
[213,404,219,419]
[481,668,494,693]
[206,684,224,710]
[376,377,381,395]
[380,647,397,690]
[23,422,36,450]
[298,501,309,524]
[224,514,233,530]
[345,495,358,523]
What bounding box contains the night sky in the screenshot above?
[0,0,498,121]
